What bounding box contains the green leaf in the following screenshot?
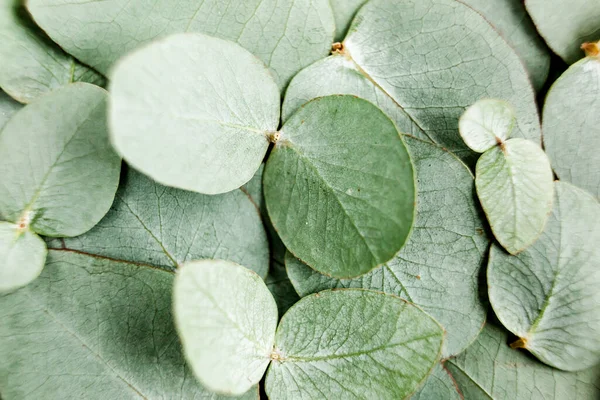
[0,90,21,130]
[476,138,554,254]
[0,222,47,292]
[266,260,300,316]
[0,0,103,103]
[0,83,121,237]
[283,0,541,165]
[488,182,600,371]
[0,250,258,399]
[57,168,270,278]
[285,136,488,356]
[264,95,415,279]
[542,56,600,198]
[265,289,444,399]
[525,0,600,64]
[459,99,516,153]
[410,364,461,400]
[27,0,334,90]
[174,259,278,395]
[446,322,600,399]
[109,33,279,195]
[329,0,368,41]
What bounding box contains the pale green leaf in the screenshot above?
[264,95,415,279]
[0,0,103,103]
[109,33,279,195]
[476,138,554,254]
[459,99,516,153]
[0,250,258,399]
[525,0,600,64]
[543,56,600,198]
[27,0,334,90]
[285,136,488,356]
[0,222,47,292]
[329,0,367,41]
[488,182,600,371]
[0,83,121,237]
[410,364,461,400]
[174,260,278,396]
[0,90,21,131]
[265,289,444,399]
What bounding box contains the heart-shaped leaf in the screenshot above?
[542,55,600,198]
[0,0,103,103]
[0,90,21,130]
[476,138,554,254]
[264,95,416,279]
[285,136,488,356]
[27,0,334,90]
[265,289,444,399]
[459,99,516,153]
[0,83,121,237]
[488,182,600,371]
[109,33,279,195]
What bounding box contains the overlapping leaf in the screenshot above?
[459,99,516,153]
[0,90,21,130]
[329,0,368,41]
[0,221,46,292]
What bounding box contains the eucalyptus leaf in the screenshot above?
[110,33,279,195]
[285,136,488,357]
[329,0,367,41]
[459,99,516,153]
[410,364,461,400]
[0,83,121,237]
[265,289,444,399]
[0,0,103,103]
[27,0,334,90]
[0,90,21,130]
[476,138,554,254]
[0,222,47,292]
[488,182,600,371]
[265,95,415,279]
[525,0,600,64]
[266,260,300,317]
[542,56,600,198]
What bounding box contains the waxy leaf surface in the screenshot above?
[329,0,367,41]
[459,99,515,153]
[0,90,21,130]
[410,363,461,400]
[0,222,47,292]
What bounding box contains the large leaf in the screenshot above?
[283,0,541,165]
[0,90,21,130]
[0,83,121,237]
[329,0,367,41]
[285,136,488,356]
[110,33,279,195]
[476,138,554,254]
[0,250,258,399]
[445,322,600,399]
[27,0,334,90]
[525,0,600,64]
[542,56,600,198]
[0,0,103,103]
[264,95,415,279]
[265,289,444,399]
[173,260,278,395]
[488,182,600,371]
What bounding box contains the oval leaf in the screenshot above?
[459,99,516,153]
[476,138,554,254]
[264,95,415,279]
[488,182,600,371]
[109,33,279,195]
[543,56,600,198]
[0,90,21,130]
[0,222,47,292]
[265,289,444,399]
[0,83,121,237]
[174,260,278,395]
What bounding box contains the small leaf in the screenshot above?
[109,33,280,195]
[459,99,516,153]
[476,138,554,254]
[173,260,278,395]
[543,56,600,198]
[0,222,47,292]
[0,83,121,237]
[488,182,600,371]
[265,289,444,399]
[264,95,415,279]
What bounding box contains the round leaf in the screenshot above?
[264,95,415,279]
[0,90,21,130]
[476,138,554,254]
[488,182,600,371]
[459,99,516,153]
[0,222,47,292]
[543,56,600,198]
[285,137,488,356]
[265,289,444,399]
[173,260,278,395]
[109,33,280,195]
[0,83,121,237]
